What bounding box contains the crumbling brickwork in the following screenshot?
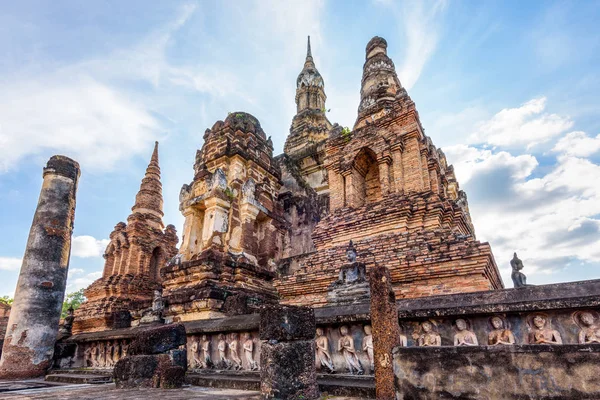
[163,112,282,322]
[74,36,502,339]
[73,143,178,334]
[276,36,501,306]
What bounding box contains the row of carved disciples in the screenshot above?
[189,333,258,371]
[416,312,600,347]
[82,312,598,372]
[84,340,129,368]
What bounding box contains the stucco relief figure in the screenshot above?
[510,252,528,288]
[89,343,98,368]
[488,316,515,345]
[337,325,363,375]
[105,341,114,367]
[315,327,335,374]
[576,311,600,344]
[152,290,164,314]
[454,319,478,346]
[243,333,258,371]
[201,334,213,368]
[228,333,243,370]
[190,336,201,369]
[98,342,106,367]
[112,341,121,364]
[217,333,231,369]
[362,325,374,371]
[399,326,408,347]
[84,344,93,367]
[416,321,441,347]
[121,340,129,358]
[529,314,562,344]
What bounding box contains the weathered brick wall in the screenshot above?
[275,192,501,306]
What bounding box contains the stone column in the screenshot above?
[368,266,401,400]
[259,304,319,400]
[0,156,80,379]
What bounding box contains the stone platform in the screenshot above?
[186,371,375,398]
[45,373,112,384]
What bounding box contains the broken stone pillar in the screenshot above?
[0,156,80,379]
[259,304,319,400]
[368,266,401,400]
[114,323,187,389]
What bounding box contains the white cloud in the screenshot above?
[0,78,162,172]
[68,268,84,276]
[397,0,448,90]
[443,144,538,185]
[468,97,573,149]
[552,131,600,157]
[67,270,102,292]
[0,257,21,271]
[71,235,109,258]
[446,145,600,285]
[439,96,600,285]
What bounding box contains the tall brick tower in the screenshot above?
[161,112,282,322]
[278,37,335,261]
[276,37,503,306]
[73,142,178,334]
[284,36,332,159]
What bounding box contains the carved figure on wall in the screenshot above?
[89,343,98,368]
[453,319,478,346]
[399,325,408,347]
[315,327,335,374]
[190,336,201,369]
[98,342,106,368]
[529,314,562,344]
[337,325,363,375]
[575,311,600,344]
[416,321,441,347]
[488,316,515,345]
[105,341,114,367]
[152,289,164,314]
[243,333,258,371]
[201,334,213,368]
[510,252,528,288]
[84,344,92,367]
[228,333,243,370]
[362,325,374,371]
[121,340,129,358]
[217,333,231,369]
[112,340,121,365]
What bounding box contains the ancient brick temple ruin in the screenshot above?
[73,142,179,334]
[6,36,600,399]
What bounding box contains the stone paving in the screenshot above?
[1,383,261,399]
[0,382,366,399]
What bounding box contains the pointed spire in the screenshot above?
[129,141,164,229]
[150,141,159,167]
[354,36,403,129]
[304,35,315,69]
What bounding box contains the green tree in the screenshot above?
[61,288,86,318]
[0,296,13,306]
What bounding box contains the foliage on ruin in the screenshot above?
[61,288,85,318]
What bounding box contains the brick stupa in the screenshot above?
[73,143,178,334]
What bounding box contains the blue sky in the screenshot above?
[1,0,599,296]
